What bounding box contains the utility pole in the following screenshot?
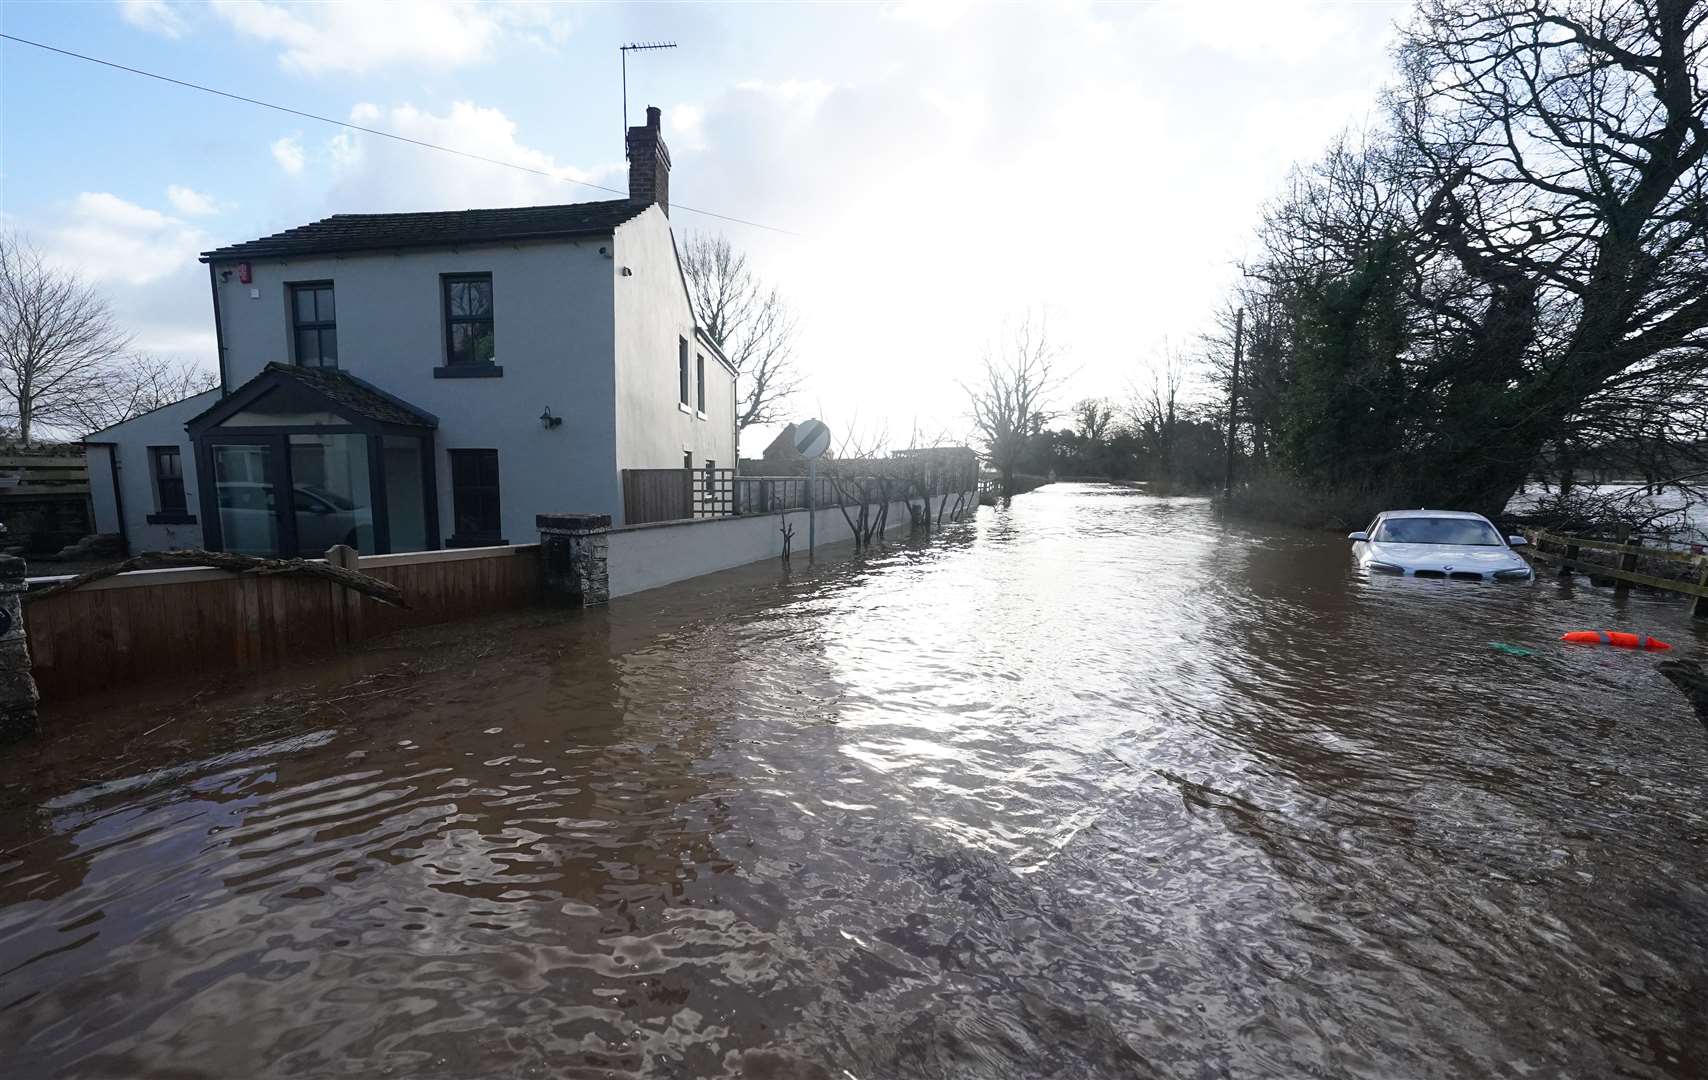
[1223,308,1243,500]
[620,42,677,154]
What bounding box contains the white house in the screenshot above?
[88,106,737,556]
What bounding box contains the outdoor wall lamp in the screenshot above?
[540,406,563,430]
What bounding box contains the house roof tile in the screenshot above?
[201,199,649,262]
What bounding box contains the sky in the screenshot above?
[1,0,1406,455]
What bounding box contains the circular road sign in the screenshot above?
[793,419,831,459]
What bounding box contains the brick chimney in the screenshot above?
[626,105,671,215]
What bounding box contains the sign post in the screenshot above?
[792,419,831,559]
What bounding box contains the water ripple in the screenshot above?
[2,485,1706,1078]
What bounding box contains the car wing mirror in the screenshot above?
[1507,535,1529,547]
[1347,531,1369,542]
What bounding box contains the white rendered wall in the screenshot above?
[86,389,220,553]
[610,207,737,510]
[605,492,977,598]
[210,239,619,544]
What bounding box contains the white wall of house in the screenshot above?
[87,389,220,553]
[611,207,738,502]
[605,490,979,598]
[210,239,620,545]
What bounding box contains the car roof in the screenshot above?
[1376,509,1491,520]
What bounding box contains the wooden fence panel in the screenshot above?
[24,545,542,701]
[623,469,692,524]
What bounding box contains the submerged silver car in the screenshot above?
[1348,509,1533,581]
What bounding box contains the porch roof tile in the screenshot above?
[274,364,438,428]
[184,363,438,431]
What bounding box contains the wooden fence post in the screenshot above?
[326,544,360,647]
[1614,524,1637,596]
[1561,533,1579,577]
[1694,557,1708,619]
[0,555,39,741]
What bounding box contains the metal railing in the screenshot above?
[621,464,981,526]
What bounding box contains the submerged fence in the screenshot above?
[1525,528,1708,616]
[25,544,542,700]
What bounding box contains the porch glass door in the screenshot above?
[288,433,374,555]
[212,442,280,556]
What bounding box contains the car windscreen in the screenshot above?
[1371,517,1503,546]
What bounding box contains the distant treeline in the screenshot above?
[1011,396,1226,491]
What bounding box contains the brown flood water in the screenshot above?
[2,483,1706,1079]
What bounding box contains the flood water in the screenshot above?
[3,484,1706,1079]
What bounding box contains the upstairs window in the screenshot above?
[444,274,495,366]
[291,283,337,368]
[448,449,502,545]
[696,354,706,414]
[150,446,186,514]
[678,337,690,406]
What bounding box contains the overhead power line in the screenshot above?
[0,33,802,238]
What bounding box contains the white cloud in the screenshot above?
[207,0,568,75]
[883,0,978,32]
[165,185,219,216]
[320,101,617,211]
[668,104,708,153]
[46,193,207,287]
[1145,0,1368,62]
[271,134,305,176]
[733,80,838,115]
[117,0,189,38]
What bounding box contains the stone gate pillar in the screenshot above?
[0,556,39,741]
[536,513,611,607]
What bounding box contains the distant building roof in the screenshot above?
[201,199,650,262]
[763,424,804,462]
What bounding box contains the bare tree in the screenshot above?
[1388,0,1708,511]
[823,423,894,549]
[681,232,803,432]
[73,355,218,433]
[963,313,1061,499]
[1072,397,1116,443]
[0,234,131,445]
[1127,345,1188,482]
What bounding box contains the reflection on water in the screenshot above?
[3,484,1706,1078]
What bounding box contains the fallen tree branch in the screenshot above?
[25,548,409,608]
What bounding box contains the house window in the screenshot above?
[291,283,337,368]
[448,449,501,545]
[678,337,690,406]
[443,274,495,367]
[151,446,186,514]
[696,354,706,414]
